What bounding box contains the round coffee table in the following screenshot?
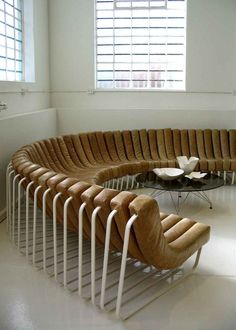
[136,172,224,214]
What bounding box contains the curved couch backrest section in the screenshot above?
[10,128,215,269]
[12,129,236,182]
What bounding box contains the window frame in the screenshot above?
[95,0,187,91]
[0,0,24,82]
[0,0,34,84]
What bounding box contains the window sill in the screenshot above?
[94,88,186,93]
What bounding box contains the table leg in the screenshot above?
[169,192,191,214]
[192,191,213,209]
[150,189,166,198]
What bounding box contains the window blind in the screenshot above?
[114,0,167,10]
[0,0,23,81]
[96,0,186,89]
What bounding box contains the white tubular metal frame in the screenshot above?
[63,196,73,288]
[12,173,21,244]
[91,206,101,304]
[100,209,118,309]
[53,192,62,281]
[103,174,141,191]
[6,163,13,233]
[232,171,235,185]
[7,168,15,237]
[33,185,42,264]
[42,188,51,272]
[78,202,86,296]
[116,214,138,317]
[6,165,206,320]
[25,181,35,259]
[17,177,26,248]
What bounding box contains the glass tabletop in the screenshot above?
[136,171,224,193]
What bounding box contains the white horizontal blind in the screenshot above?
[0,0,23,81]
[96,0,186,89]
[114,0,167,10]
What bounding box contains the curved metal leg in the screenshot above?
[7,169,15,237]
[120,177,124,190]
[52,192,62,281]
[63,196,73,288]
[12,174,21,244]
[100,209,117,309]
[25,181,34,259]
[232,171,235,185]
[42,188,51,272]
[131,176,135,190]
[116,179,120,190]
[91,206,101,304]
[125,175,130,190]
[33,185,42,265]
[17,177,26,249]
[78,202,86,296]
[6,163,13,232]
[223,171,226,183]
[116,214,138,318]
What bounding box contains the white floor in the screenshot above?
[0,185,236,330]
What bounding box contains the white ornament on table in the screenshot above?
[185,172,207,180]
[177,156,199,175]
[153,168,184,181]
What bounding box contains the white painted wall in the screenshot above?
[233,5,236,103]
[186,0,235,93]
[0,109,57,219]
[49,0,236,134]
[0,0,53,217]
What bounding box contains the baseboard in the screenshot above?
[0,208,6,222]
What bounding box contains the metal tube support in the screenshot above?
[6,164,13,232]
[17,178,26,249]
[25,181,34,259]
[116,179,120,190]
[53,192,62,281]
[12,174,21,244]
[131,176,135,190]
[100,209,118,309]
[5,166,9,232]
[32,185,42,265]
[78,202,86,296]
[125,175,130,190]
[91,206,101,304]
[116,214,138,318]
[8,170,15,238]
[63,196,73,288]
[232,171,235,185]
[42,188,51,272]
[192,248,202,270]
[120,177,124,190]
[224,171,227,183]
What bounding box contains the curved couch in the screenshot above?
[10,128,229,270]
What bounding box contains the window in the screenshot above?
[0,0,23,81]
[96,0,186,90]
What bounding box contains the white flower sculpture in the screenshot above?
[177,156,199,175]
[153,168,184,181]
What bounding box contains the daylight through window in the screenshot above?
[0,0,23,81]
[96,0,186,90]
